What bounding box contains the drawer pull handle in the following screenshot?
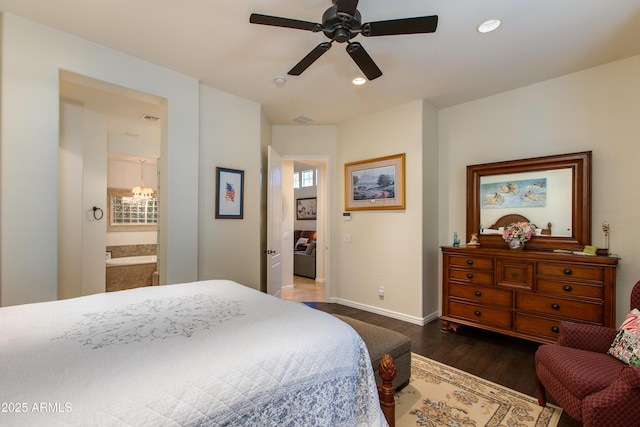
[551,326,560,333]
[475,291,482,297]
[467,259,474,265]
[563,268,573,276]
[467,273,474,279]
[551,303,560,310]
[563,285,573,292]
[474,310,481,317]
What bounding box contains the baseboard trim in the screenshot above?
[329,297,440,326]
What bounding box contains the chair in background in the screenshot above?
[535,280,640,426]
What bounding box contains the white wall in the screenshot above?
[0,12,199,305]
[421,100,440,319]
[198,85,262,290]
[336,101,428,323]
[439,55,640,324]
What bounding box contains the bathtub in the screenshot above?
[106,255,157,266]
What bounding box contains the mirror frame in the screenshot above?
[107,188,158,232]
[467,151,591,251]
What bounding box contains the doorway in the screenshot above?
[58,71,164,299]
[280,158,329,303]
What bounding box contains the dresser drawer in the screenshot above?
[515,313,562,341]
[449,283,512,308]
[448,255,493,271]
[537,279,603,300]
[449,301,512,329]
[537,262,604,282]
[449,269,494,285]
[497,258,533,289]
[516,293,603,323]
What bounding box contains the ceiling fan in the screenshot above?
[250,0,438,81]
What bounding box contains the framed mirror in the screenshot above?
[107,188,158,232]
[467,151,591,251]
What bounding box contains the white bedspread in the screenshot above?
[0,280,387,426]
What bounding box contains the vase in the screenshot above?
[508,240,524,250]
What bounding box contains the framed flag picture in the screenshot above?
[215,167,244,219]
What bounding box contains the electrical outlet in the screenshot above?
[343,234,352,243]
[378,286,384,298]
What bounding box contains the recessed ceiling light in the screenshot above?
[477,18,501,34]
[352,77,367,85]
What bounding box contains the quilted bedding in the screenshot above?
[0,280,387,426]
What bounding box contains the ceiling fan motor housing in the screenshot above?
[322,6,361,42]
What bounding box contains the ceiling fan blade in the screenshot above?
[346,42,382,80]
[363,15,438,37]
[335,0,359,17]
[250,13,321,32]
[288,42,332,76]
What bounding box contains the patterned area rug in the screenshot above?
[396,353,562,427]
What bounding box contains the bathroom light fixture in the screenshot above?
[132,160,154,201]
[352,77,366,86]
[477,18,501,34]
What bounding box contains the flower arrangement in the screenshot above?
[502,221,534,243]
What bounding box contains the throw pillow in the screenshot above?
[608,308,640,366]
[305,241,316,255]
[295,237,308,249]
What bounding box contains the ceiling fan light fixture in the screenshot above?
[352,77,367,85]
[274,76,286,86]
[477,18,501,34]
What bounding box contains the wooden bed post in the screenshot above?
[378,353,396,427]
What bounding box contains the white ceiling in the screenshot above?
[2,0,640,126]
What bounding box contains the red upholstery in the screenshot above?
[535,280,640,426]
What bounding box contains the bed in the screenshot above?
[0,280,389,426]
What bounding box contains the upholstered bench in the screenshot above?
[334,314,411,390]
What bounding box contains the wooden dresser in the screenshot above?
[441,246,618,344]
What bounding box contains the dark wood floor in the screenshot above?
[305,302,582,427]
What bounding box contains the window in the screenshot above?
[294,168,317,188]
[301,169,314,187]
[107,188,158,232]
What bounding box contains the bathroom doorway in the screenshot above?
[58,71,164,299]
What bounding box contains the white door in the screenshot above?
[266,146,283,296]
[58,101,107,299]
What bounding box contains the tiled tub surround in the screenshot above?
[106,244,157,259]
[105,245,158,292]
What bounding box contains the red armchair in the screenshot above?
[535,280,640,426]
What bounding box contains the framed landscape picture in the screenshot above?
[345,153,405,211]
[215,167,244,219]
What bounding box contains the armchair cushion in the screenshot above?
[607,308,640,366]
